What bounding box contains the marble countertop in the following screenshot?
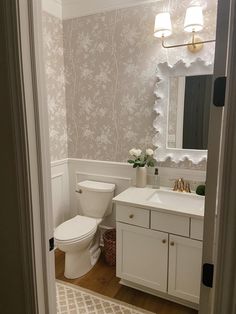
[113,186,205,219]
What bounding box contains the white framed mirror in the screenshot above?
[153,58,213,166]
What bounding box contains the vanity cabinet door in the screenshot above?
[117,222,168,292]
[168,235,203,304]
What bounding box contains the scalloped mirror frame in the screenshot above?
[153,58,214,169]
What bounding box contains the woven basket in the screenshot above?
[103,229,116,266]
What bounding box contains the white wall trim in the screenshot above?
[42,0,160,20]
[50,158,206,229]
[53,158,206,184]
[51,172,64,179]
[42,0,62,19]
[51,159,70,228]
[61,0,160,20]
[75,171,132,183]
[51,158,68,167]
[159,167,206,180]
[68,158,135,167]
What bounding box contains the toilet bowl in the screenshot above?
[55,215,101,279]
[54,180,115,279]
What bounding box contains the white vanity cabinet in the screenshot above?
[117,222,168,292]
[115,203,203,308]
[168,235,203,303]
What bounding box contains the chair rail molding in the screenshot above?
[153,58,213,168]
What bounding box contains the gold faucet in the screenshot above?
[173,178,191,193]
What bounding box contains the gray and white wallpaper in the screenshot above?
[42,12,68,161]
[63,5,159,162]
[42,1,217,166]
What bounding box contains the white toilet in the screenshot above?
[54,180,115,279]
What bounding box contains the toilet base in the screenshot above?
[64,245,101,279]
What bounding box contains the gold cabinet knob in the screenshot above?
[170,241,175,246]
[129,214,134,219]
[162,239,166,244]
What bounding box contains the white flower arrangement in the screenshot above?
[128,148,155,168]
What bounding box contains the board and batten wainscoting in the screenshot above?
[51,158,206,229]
[51,159,70,228]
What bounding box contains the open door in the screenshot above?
[199,0,231,313]
[18,0,57,313]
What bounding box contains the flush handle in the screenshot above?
[76,189,83,194]
[129,214,134,219]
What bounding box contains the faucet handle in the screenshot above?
[173,178,185,192]
[184,182,191,193]
[173,180,178,191]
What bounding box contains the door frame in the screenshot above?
[211,0,236,312]
[199,0,230,312]
[5,0,56,313]
[9,0,236,313]
[200,0,236,313]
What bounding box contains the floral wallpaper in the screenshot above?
[63,1,216,164]
[43,0,217,169]
[42,12,68,161]
[63,5,160,162]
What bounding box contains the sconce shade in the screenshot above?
[184,6,204,32]
[154,12,172,38]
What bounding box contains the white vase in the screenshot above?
[136,167,147,188]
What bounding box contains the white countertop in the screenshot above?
[113,186,205,219]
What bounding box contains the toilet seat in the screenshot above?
[54,215,99,243]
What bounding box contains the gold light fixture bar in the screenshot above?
[154,6,216,53]
[161,31,215,53]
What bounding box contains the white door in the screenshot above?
[199,0,231,312]
[117,222,168,292]
[168,235,203,304]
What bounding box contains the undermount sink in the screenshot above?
[147,189,205,212]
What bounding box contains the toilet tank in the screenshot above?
[77,180,115,218]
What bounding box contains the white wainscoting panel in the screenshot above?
[68,159,135,227]
[158,167,206,191]
[50,158,206,229]
[51,159,70,228]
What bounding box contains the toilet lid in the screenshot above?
[54,215,97,242]
[78,180,115,192]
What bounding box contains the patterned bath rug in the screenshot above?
[56,280,155,314]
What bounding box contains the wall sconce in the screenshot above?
[154,6,215,53]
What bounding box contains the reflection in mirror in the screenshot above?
[167,75,213,150]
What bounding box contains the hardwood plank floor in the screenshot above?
[55,249,198,314]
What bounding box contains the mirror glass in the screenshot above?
[167,75,213,150]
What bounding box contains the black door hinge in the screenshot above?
[213,76,227,107]
[49,237,54,251]
[202,263,214,288]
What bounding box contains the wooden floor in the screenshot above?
[55,249,198,314]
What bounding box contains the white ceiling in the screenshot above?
[42,0,161,19]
